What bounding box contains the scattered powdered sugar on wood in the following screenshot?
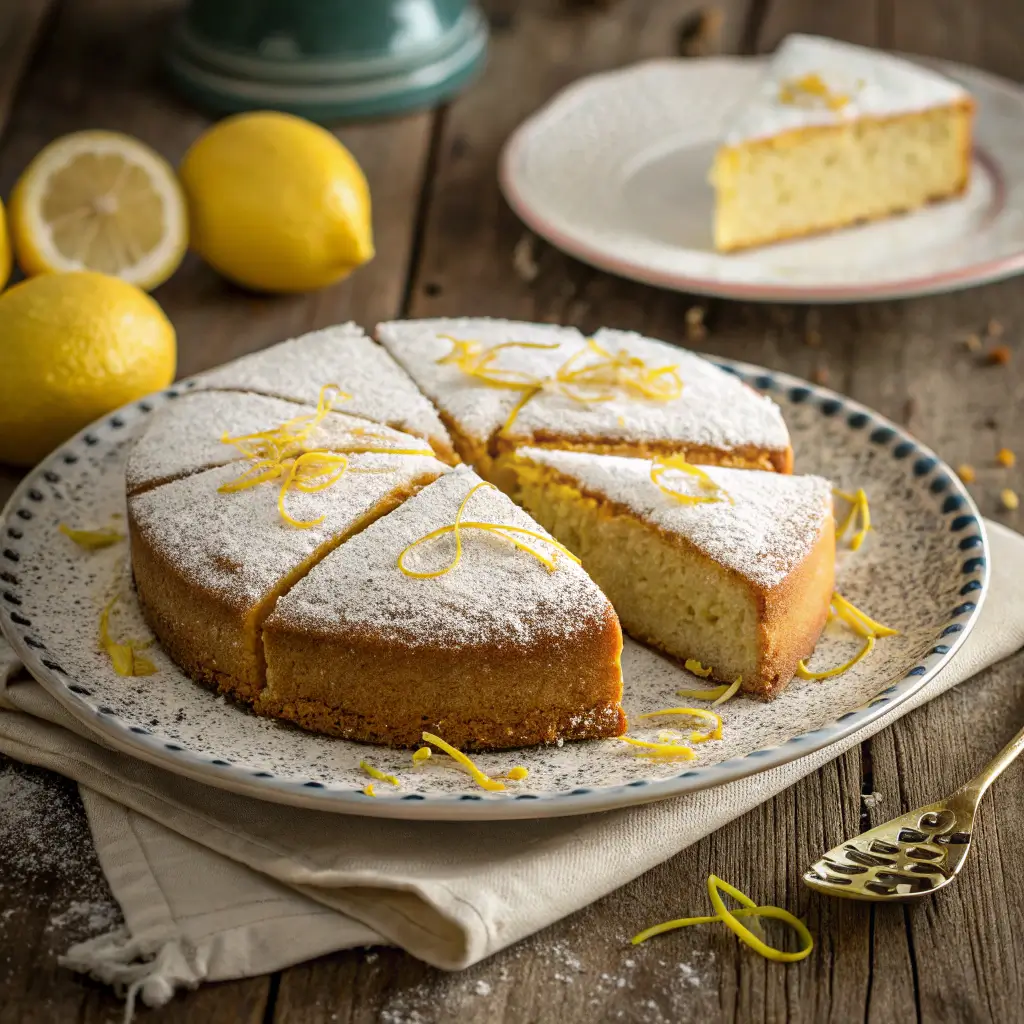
[518,447,831,589]
[269,466,614,646]
[189,322,452,452]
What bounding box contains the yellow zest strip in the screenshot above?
[779,72,849,112]
[412,747,432,764]
[711,677,743,707]
[677,685,730,701]
[833,487,871,551]
[618,736,695,760]
[651,456,732,506]
[505,766,529,781]
[632,875,813,963]
[363,783,376,797]
[397,481,580,579]
[636,707,723,743]
[437,335,682,437]
[797,592,898,680]
[59,523,123,550]
[359,760,400,787]
[99,594,156,677]
[422,732,506,792]
[684,658,713,678]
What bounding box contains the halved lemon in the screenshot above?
[9,130,188,291]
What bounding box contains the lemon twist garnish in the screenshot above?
[651,456,732,506]
[834,488,871,551]
[684,658,713,678]
[618,735,696,760]
[397,480,580,579]
[711,676,743,707]
[421,732,508,792]
[632,875,814,963]
[636,707,723,743]
[359,760,400,788]
[59,523,123,550]
[218,383,433,528]
[437,335,682,436]
[99,593,156,676]
[412,747,432,764]
[797,592,898,680]
[779,72,850,111]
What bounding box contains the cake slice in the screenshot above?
[129,451,448,702]
[510,448,835,697]
[126,390,434,496]
[190,322,457,463]
[711,34,974,251]
[260,466,625,750]
[376,318,792,489]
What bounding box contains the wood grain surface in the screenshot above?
[1,1,1022,1022]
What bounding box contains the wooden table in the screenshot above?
[2,1,1023,1021]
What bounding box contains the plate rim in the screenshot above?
[499,54,1024,304]
[0,366,988,821]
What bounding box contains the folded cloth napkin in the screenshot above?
[1,520,1022,1016]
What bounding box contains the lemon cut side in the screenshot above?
[10,131,188,291]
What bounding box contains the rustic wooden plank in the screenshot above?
[0,0,54,140]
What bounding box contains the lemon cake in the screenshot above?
[126,389,430,496]
[190,322,458,463]
[711,34,974,251]
[376,318,792,487]
[510,448,834,696]
[259,466,626,749]
[130,449,448,702]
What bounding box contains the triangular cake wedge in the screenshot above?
[260,466,625,750]
[510,448,835,697]
[376,318,792,489]
[126,390,435,495]
[711,34,974,251]
[190,322,457,463]
[129,452,449,702]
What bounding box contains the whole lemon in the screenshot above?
[0,271,176,466]
[179,111,374,293]
[0,198,11,292]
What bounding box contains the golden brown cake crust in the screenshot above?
[259,609,626,750]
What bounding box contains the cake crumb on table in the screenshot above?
[988,345,1012,366]
[964,333,982,352]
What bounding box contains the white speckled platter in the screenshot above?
[500,56,1024,302]
[0,363,987,820]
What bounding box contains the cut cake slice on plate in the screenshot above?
[189,322,457,463]
[510,447,835,697]
[260,466,626,750]
[129,451,449,702]
[710,33,974,251]
[126,390,434,496]
[376,318,792,489]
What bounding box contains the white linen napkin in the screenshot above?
[1,520,1021,1017]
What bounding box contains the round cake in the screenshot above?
[127,318,832,751]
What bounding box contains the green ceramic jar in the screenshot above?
[167,0,488,122]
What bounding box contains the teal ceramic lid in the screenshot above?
[166,0,488,121]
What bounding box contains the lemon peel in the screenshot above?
[397,480,579,579]
[99,593,156,676]
[797,593,897,680]
[834,487,871,551]
[421,732,506,792]
[359,760,399,787]
[505,766,529,781]
[636,707,722,743]
[59,523,123,550]
[632,875,814,963]
[684,658,713,678]
[677,684,731,701]
[651,456,732,506]
[711,677,743,707]
[363,783,376,797]
[618,736,696,760]
[412,747,432,764]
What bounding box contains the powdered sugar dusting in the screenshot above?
[125,390,430,495]
[269,466,613,647]
[518,447,831,588]
[130,454,448,611]
[376,317,585,446]
[190,322,453,455]
[510,328,790,452]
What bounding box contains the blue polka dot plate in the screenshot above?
[0,362,987,820]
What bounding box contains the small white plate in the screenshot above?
[500,56,1024,302]
[0,366,986,820]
